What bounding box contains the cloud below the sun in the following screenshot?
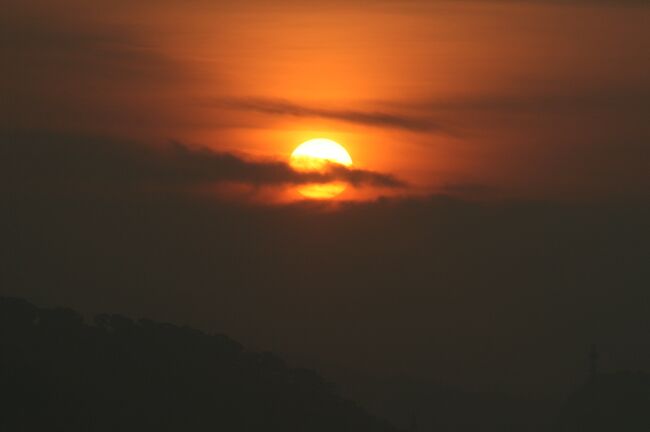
[0,132,405,196]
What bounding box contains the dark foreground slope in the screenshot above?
[0,297,396,432]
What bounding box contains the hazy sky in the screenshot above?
[4,0,649,200]
[2,0,649,411]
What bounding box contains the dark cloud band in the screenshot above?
[0,132,405,194]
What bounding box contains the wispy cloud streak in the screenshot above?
[221,98,442,133]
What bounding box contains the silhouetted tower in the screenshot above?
[408,409,418,432]
[589,343,599,380]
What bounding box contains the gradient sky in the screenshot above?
[4,0,649,200]
[2,0,650,423]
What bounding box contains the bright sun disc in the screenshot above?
[290,138,353,199]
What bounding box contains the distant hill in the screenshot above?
[0,297,397,432]
[333,373,557,432]
[555,371,650,432]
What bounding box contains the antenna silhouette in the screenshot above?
[589,343,599,380]
[409,409,418,432]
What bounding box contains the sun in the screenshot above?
[290,138,353,199]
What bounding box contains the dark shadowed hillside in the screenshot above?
[0,297,397,432]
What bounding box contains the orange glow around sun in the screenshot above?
[290,138,353,199]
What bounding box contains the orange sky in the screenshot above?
[3,0,649,201]
[3,1,650,406]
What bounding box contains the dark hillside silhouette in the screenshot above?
[0,297,397,432]
[2,296,649,431]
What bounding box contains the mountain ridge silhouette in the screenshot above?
[2,296,649,431]
[0,296,398,432]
